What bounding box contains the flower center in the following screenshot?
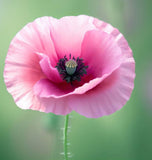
[56,54,88,83]
[65,59,77,75]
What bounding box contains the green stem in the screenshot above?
[64,114,69,160]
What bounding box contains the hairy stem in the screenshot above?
[63,114,69,160]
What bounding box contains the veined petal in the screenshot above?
[93,18,133,58]
[68,19,136,118]
[33,65,120,98]
[4,60,45,111]
[69,57,135,118]
[81,30,123,77]
[49,15,96,58]
[37,96,72,115]
[4,16,59,111]
[36,52,63,83]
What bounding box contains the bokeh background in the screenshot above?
[0,0,152,159]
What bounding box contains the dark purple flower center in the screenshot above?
[56,54,88,83]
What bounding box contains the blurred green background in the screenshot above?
[0,0,152,160]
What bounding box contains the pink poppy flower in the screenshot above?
[4,15,135,118]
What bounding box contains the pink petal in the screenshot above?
[69,57,135,118]
[68,19,136,118]
[33,79,74,97]
[93,18,133,58]
[37,96,72,115]
[81,30,123,78]
[14,16,58,66]
[33,68,121,99]
[49,15,96,58]
[63,18,135,118]
[33,80,72,115]
[32,78,72,115]
[4,16,59,111]
[36,52,63,83]
[4,59,45,111]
